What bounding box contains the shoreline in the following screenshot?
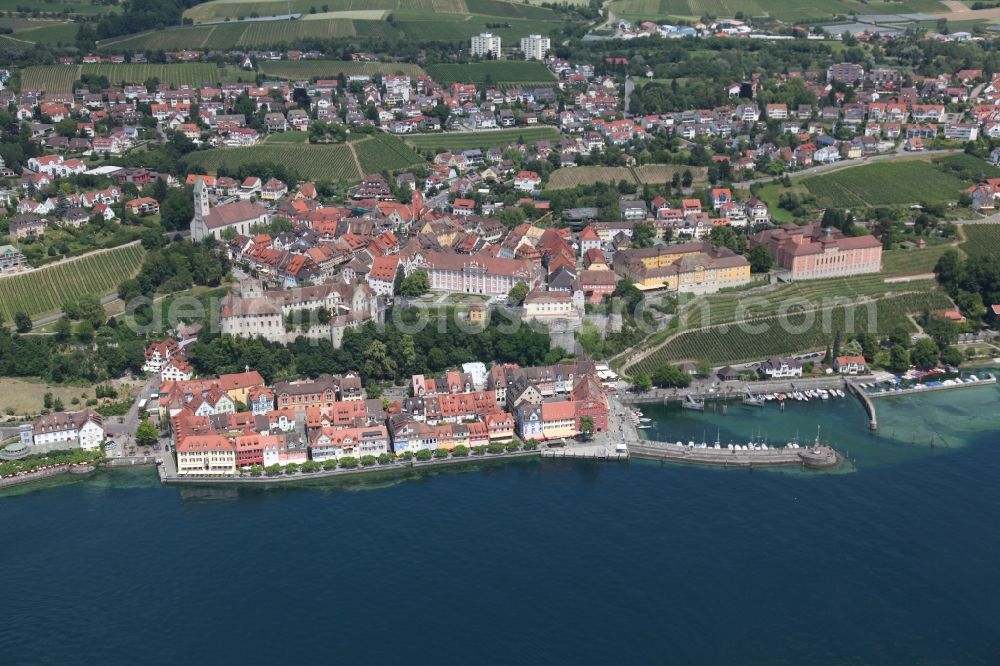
[159,449,541,485]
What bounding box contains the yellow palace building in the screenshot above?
[613,241,751,294]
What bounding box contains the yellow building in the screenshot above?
[614,241,751,294]
[175,435,237,476]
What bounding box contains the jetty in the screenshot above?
[845,381,878,430]
[628,440,840,469]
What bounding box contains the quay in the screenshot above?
[0,463,96,489]
[158,448,542,485]
[862,374,995,399]
[845,381,878,430]
[628,440,840,469]
[619,376,849,406]
[540,445,629,462]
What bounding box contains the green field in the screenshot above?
[184,0,557,22]
[97,19,361,50]
[186,133,422,181]
[263,131,310,143]
[82,63,248,85]
[425,61,555,85]
[802,161,969,208]
[0,244,146,323]
[959,224,1000,262]
[631,290,953,372]
[259,59,427,80]
[678,275,937,331]
[6,21,80,45]
[0,0,113,15]
[356,133,425,175]
[881,241,956,276]
[609,0,947,23]
[20,65,80,93]
[403,126,560,152]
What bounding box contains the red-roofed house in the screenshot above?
[368,254,400,297]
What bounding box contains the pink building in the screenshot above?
[751,223,882,280]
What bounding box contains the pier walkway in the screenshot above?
[628,440,840,469]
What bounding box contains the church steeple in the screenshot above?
[193,178,210,219]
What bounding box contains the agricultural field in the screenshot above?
[959,224,1000,262]
[259,59,427,80]
[20,65,80,94]
[263,131,310,143]
[608,0,947,23]
[547,167,636,190]
[355,133,425,175]
[185,133,421,181]
[0,244,146,323]
[677,275,937,331]
[634,164,707,187]
[881,241,956,276]
[0,0,112,14]
[185,0,471,22]
[403,126,560,153]
[184,0,560,21]
[630,290,953,372]
[0,19,79,45]
[801,160,969,209]
[425,61,555,85]
[545,164,708,190]
[0,377,98,417]
[187,143,361,182]
[99,18,362,49]
[98,25,220,51]
[81,63,247,85]
[933,153,1000,182]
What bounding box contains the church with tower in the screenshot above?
[189,179,270,241]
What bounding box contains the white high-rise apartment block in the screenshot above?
[520,34,551,60]
[471,33,501,57]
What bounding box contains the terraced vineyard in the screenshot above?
[187,143,362,181]
[678,275,937,330]
[802,161,968,208]
[0,244,145,322]
[20,65,80,93]
[82,63,247,85]
[425,61,555,85]
[185,0,473,22]
[634,164,708,187]
[355,134,424,175]
[260,60,427,80]
[609,0,948,23]
[959,224,1000,261]
[547,167,635,190]
[628,289,954,375]
[185,133,421,181]
[404,127,560,153]
[545,164,708,190]
[881,242,956,276]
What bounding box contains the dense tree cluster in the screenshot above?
[95,0,197,40]
[934,249,996,322]
[190,308,566,385]
[0,317,145,384]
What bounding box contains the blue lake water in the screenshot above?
[3,380,1000,664]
